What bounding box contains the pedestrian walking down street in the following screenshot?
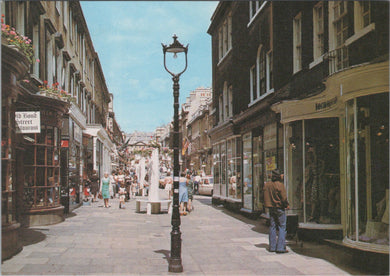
[125,170,131,201]
[132,175,138,197]
[100,172,112,208]
[118,182,127,209]
[89,170,100,202]
[193,174,201,195]
[264,169,290,253]
[117,170,125,197]
[109,170,116,199]
[179,172,188,216]
[186,173,194,213]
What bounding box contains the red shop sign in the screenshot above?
[61,140,69,148]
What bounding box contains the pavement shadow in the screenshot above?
[19,227,47,246]
[64,211,77,218]
[194,196,380,275]
[154,249,170,264]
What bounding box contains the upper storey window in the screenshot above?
[355,1,371,31]
[293,12,302,74]
[218,12,232,62]
[334,1,348,47]
[249,1,266,22]
[250,45,274,105]
[313,2,325,60]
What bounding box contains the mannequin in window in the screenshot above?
[306,146,324,223]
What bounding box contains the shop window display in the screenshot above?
[253,132,264,211]
[287,118,340,224]
[220,141,227,197]
[286,121,304,219]
[1,98,16,225]
[242,132,253,210]
[23,126,61,209]
[212,145,221,197]
[304,118,340,224]
[227,137,242,200]
[346,93,389,246]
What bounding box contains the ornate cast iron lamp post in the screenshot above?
[162,34,188,273]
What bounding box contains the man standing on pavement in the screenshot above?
[264,169,289,253]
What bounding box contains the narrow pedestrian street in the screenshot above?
[2,195,369,276]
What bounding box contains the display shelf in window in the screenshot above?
[22,126,62,210]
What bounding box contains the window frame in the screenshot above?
[293,12,302,74]
[217,12,233,63]
[313,1,325,60]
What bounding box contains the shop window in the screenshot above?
[286,121,304,219]
[305,118,340,224]
[2,98,17,225]
[263,123,278,182]
[220,141,227,197]
[212,144,221,197]
[23,126,61,209]
[286,118,340,224]
[253,131,264,211]
[346,93,389,247]
[242,132,253,210]
[227,137,242,200]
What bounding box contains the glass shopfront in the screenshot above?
[286,118,341,224]
[1,98,16,225]
[212,144,221,198]
[242,132,252,210]
[227,136,242,200]
[346,93,389,247]
[24,126,62,209]
[213,137,242,201]
[220,140,227,198]
[253,130,263,211]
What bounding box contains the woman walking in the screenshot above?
[179,172,188,216]
[100,172,112,208]
[186,174,194,212]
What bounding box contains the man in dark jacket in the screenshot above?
[264,169,289,253]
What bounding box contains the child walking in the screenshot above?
[119,182,127,209]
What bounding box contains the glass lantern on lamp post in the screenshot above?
[162,34,188,273]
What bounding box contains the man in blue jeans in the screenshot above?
[264,169,289,253]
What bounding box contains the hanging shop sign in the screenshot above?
[15,111,41,133]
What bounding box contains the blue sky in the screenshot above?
[81,1,218,133]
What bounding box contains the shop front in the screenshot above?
[240,121,283,214]
[19,94,69,227]
[2,42,31,260]
[213,136,242,206]
[273,60,389,253]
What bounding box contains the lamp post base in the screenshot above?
[169,258,183,273]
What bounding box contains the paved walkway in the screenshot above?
[2,195,363,275]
